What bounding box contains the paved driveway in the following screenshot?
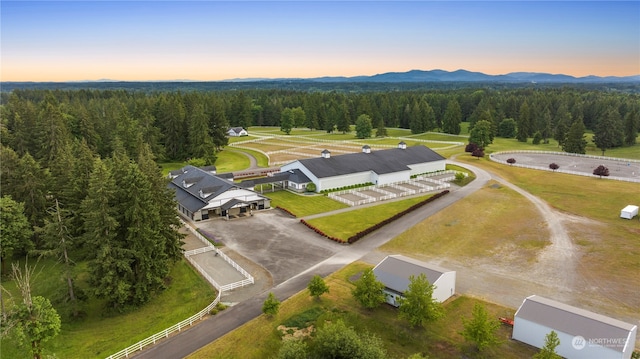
[196,210,344,285]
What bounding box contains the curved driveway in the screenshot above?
[134,162,490,359]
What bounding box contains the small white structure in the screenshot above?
[227,127,248,137]
[620,205,638,219]
[372,255,455,306]
[513,295,637,359]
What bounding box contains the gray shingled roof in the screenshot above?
[167,165,236,213]
[238,169,310,188]
[284,169,311,184]
[297,145,444,178]
[373,255,452,294]
[515,295,636,353]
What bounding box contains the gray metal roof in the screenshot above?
[167,165,236,213]
[285,168,311,184]
[373,255,453,294]
[515,295,636,352]
[297,145,444,179]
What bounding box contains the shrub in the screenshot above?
[465,143,479,153]
[532,131,542,145]
[305,183,316,192]
[471,148,485,159]
[593,165,609,178]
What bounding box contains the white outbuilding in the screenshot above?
[620,205,638,219]
[513,295,637,359]
[372,255,456,307]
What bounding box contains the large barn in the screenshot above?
[372,254,456,307]
[168,165,270,221]
[279,143,446,192]
[512,295,637,359]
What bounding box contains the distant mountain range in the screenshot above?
[228,69,640,83]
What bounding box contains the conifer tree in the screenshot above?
[562,119,587,154]
[442,99,462,135]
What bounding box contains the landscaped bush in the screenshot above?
[276,206,297,218]
[300,219,345,243]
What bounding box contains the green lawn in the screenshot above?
[189,262,536,359]
[306,194,435,241]
[1,259,216,359]
[266,191,348,217]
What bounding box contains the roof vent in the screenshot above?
[398,141,407,150]
[321,149,331,159]
[362,145,371,154]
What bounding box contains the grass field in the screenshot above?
[455,156,640,286]
[266,191,348,217]
[1,259,216,358]
[189,262,537,359]
[381,181,547,262]
[306,194,436,241]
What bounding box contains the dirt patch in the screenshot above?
[277,325,315,340]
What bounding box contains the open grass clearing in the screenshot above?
[306,194,437,241]
[189,261,536,359]
[380,181,547,263]
[1,259,216,359]
[267,191,349,217]
[455,156,640,296]
[215,149,251,172]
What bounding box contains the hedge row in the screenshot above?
[346,190,450,244]
[276,206,297,218]
[299,219,346,244]
[298,190,450,245]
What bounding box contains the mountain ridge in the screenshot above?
[300,69,639,83]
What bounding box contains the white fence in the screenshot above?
[105,284,221,359]
[490,151,640,184]
[328,177,451,206]
[106,221,254,359]
[181,221,254,288]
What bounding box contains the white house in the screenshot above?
[513,295,637,359]
[168,165,270,221]
[372,254,456,306]
[227,127,248,137]
[280,143,446,192]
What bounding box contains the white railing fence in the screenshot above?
[105,286,221,359]
[106,220,255,359]
[490,151,640,184]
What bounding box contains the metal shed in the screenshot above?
[513,295,637,359]
[372,254,456,306]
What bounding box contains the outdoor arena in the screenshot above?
[491,151,640,183]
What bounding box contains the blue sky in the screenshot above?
[1,1,639,81]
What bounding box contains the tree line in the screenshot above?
[0,86,637,356]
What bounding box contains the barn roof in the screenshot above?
[168,165,236,212]
[373,255,453,294]
[515,295,636,353]
[295,145,444,179]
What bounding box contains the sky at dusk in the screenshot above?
[1,1,639,82]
